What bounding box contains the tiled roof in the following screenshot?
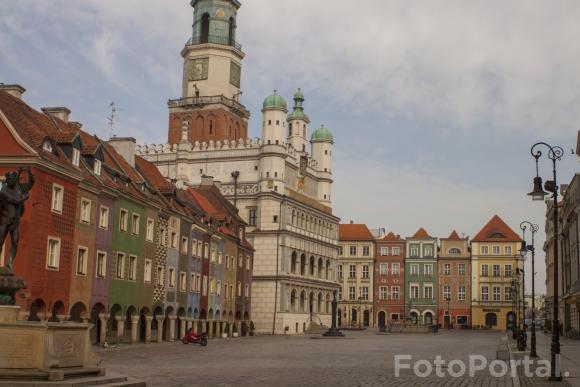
[472,215,522,242]
[411,227,431,238]
[339,224,374,241]
[135,156,174,192]
[380,232,404,242]
[447,230,461,240]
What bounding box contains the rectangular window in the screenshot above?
[131,214,140,235]
[337,264,343,278]
[190,273,196,292]
[94,159,102,176]
[411,264,419,275]
[392,247,400,256]
[99,206,109,229]
[410,245,419,257]
[129,256,137,281]
[72,148,80,167]
[481,264,489,277]
[238,254,243,267]
[424,245,434,257]
[202,275,208,295]
[362,265,369,279]
[458,285,466,301]
[492,246,500,255]
[119,209,128,232]
[493,264,501,277]
[170,232,177,249]
[443,285,451,300]
[197,274,201,292]
[146,218,154,242]
[444,263,451,275]
[360,287,369,300]
[424,264,433,275]
[481,286,489,301]
[338,288,342,300]
[504,246,512,255]
[76,247,88,275]
[337,246,343,256]
[424,284,433,299]
[391,286,400,300]
[505,264,512,277]
[349,265,356,278]
[349,286,356,300]
[246,256,251,270]
[116,253,125,279]
[505,287,513,301]
[245,284,250,298]
[51,184,64,213]
[493,286,501,301]
[211,247,216,262]
[349,246,357,256]
[157,266,164,286]
[458,263,466,275]
[144,259,152,282]
[380,263,388,275]
[168,267,175,288]
[392,263,400,275]
[380,286,388,300]
[249,209,257,226]
[481,245,489,254]
[410,284,419,299]
[362,246,370,256]
[380,247,388,256]
[198,241,203,257]
[80,199,91,223]
[180,272,187,292]
[96,251,107,278]
[181,237,188,254]
[237,281,242,297]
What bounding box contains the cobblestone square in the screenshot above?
[99,330,516,386]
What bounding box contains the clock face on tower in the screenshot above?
[230,61,241,88]
[188,57,209,81]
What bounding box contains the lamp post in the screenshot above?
[528,142,564,381]
[511,279,518,339]
[520,221,539,357]
[446,296,451,330]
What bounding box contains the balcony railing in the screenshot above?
[186,35,242,51]
[168,95,249,117]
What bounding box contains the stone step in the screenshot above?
[92,377,146,387]
[0,372,137,386]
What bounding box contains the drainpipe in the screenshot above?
[272,195,286,335]
[231,171,240,208]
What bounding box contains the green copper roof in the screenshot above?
[262,90,287,111]
[287,87,309,121]
[311,125,333,142]
[293,88,305,100]
[288,109,308,120]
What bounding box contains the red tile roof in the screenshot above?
[380,232,404,241]
[472,215,522,242]
[447,230,461,240]
[411,227,431,238]
[339,224,374,241]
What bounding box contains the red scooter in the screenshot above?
[182,329,208,346]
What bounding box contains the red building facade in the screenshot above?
[374,232,406,326]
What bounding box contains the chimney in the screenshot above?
[42,107,71,123]
[350,220,354,224]
[0,84,26,99]
[108,136,136,167]
[69,121,83,129]
[201,175,214,186]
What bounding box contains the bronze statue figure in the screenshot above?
[0,168,35,272]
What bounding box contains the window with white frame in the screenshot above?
[505,264,512,277]
[146,218,154,242]
[410,284,419,299]
[211,247,216,262]
[505,287,512,301]
[349,286,356,300]
[181,237,188,254]
[337,265,343,278]
[424,284,433,299]
[424,264,433,275]
[204,243,209,258]
[76,247,88,275]
[362,246,370,256]
[349,265,356,278]
[443,285,451,300]
[168,267,175,288]
[210,278,215,294]
[424,245,434,257]
[180,272,187,292]
[218,252,222,264]
[116,253,125,279]
[216,280,221,296]
[392,247,400,255]
[492,246,500,255]
[337,288,342,300]
[144,259,152,282]
[238,254,243,267]
[197,274,201,292]
[410,245,419,257]
[380,286,388,300]
[72,147,80,167]
[94,159,102,176]
[190,273,196,292]
[170,232,177,249]
[349,245,357,256]
[504,246,512,255]
[338,246,343,256]
[380,247,388,256]
[444,263,451,275]
[129,256,137,281]
[46,237,61,269]
[481,286,489,301]
[458,285,466,301]
[96,251,107,278]
[119,209,128,232]
[246,256,251,270]
[198,241,203,257]
[245,284,249,297]
[391,286,400,300]
[493,264,501,277]
[51,184,64,213]
[481,264,489,277]
[360,287,369,300]
[380,263,388,275]
[392,263,400,275]
[493,286,501,301]
[411,264,419,275]
[131,214,140,235]
[458,263,466,275]
[362,265,369,278]
[237,281,242,297]
[481,245,489,254]
[249,209,257,226]
[99,206,109,229]
[80,199,91,223]
[157,266,164,286]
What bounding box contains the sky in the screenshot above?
[2,0,580,295]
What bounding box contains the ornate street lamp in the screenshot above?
[529,142,564,381]
[520,221,539,357]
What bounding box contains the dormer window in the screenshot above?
[94,159,102,176]
[72,148,80,167]
[43,140,53,152]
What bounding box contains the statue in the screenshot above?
[0,168,35,273]
[323,290,344,337]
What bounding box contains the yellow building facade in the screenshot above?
[471,215,521,330]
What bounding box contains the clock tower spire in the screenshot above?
[167,0,249,145]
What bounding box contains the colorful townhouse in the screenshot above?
[471,215,520,330]
[0,85,254,346]
[374,232,406,326]
[337,223,376,328]
[405,228,438,325]
[438,231,471,328]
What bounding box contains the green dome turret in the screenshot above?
[262,90,287,111]
[287,88,310,122]
[311,125,333,143]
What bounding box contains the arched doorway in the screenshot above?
[378,311,386,328]
[200,13,210,43]
[28,299,46,322]
[139,307,150,343]
[507,312,516,330]
[152,306,163,342]
[163,307,174,341]
[50,301,66,322]
[125,306,137,341]
[424,311,434,325]
[69,302,88,323]
[351,308,357,326]
[291,252,297,274]
[300,291,305,312]
[410,311,419,325]
[290,290,296,312]
[90,303,106,345]
[485,313,497,328]
[309,292,314,317]
[363,310,370,327]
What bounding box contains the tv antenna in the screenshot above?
[107,102,118,139]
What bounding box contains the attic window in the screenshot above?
[43,140,53,152]
[489,233,505,238]
[94,159,102,176]
[72,148,80,167]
